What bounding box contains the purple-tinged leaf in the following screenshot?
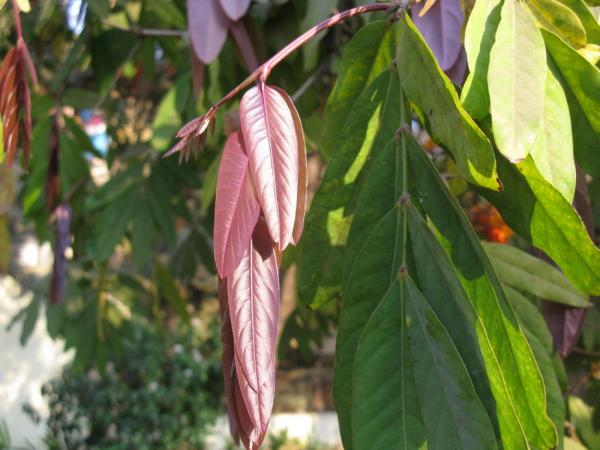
[219,277,240,445]
[270,86,307,245]
[229,21,258,71]
[234,367,264,450]
[45,118,60,212]
[219,0,251,22]
[239,85,299,250]
[413,0,464,71]
[227,219,279,442]
[445,47,468,86]
[50,203,71,304]
[542,303,586,358]
[190,43,205,102]
[214,132,261,277]
[187,0,230,64]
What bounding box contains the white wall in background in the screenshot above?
[0,276,73,449]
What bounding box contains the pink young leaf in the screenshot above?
[227,219,279,438]
[214,132,261,277]
[413,0,464,71]
[219,0,251,22]
[229,20,259,71]
[239,84,299,250]
[187,0,230,64]
[270,86,307,245]
[218,278,240,445]
[234,368,264,450]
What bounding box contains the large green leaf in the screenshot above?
[403,276,498,450]
[530,67,576,201]
[351,278,426,450]
[484,242,589,307]
[396,16,499,190]
[94,188,136,261]
[480,155,600,296]
[488,0,546,162]
[526,0,587,48]
[298,70,401,308]
[461,0,503,119]
[334,208,405,448]
[544,30,600,174]
[407,204,498,430]
[407,141,557,449]
[556,0,600,44]
[319,21,396,159]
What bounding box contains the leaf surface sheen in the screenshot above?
[187,0,230,64]
[412,0,464,71]
[219,0,251,21]
[488,0,547,162]
[240,85,299,251]
[227,220,279,438]
[214,132,261,278]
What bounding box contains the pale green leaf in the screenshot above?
[488,0,546,162]
[530,67,576,201]
[526,0,587,48]
[557,0,600,44]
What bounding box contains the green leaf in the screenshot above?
[335,208,405,448]
[62,88,101,110]
[488,0,547,162]
[319,21,396,159]
[143,0,185,29]
[298,69,401,308]
[396,16,499,190]
[407,204,499,430]
[530,67,576,201]
[403,275,498,450]
[569,396,600,449]
[95,188,135,261]
[91,29,139,96]
[484,243,589,307]
[155,262,188,319]
[461,0,503,119]
[132,198,153,270]
[526,0,587,48]
[544,30,600,174]
[557,0,600,44]
[351,278,426,450]
[19,296,41,346]
[407,141,557,450]
[199,152,221,217]
[300,0,338,71]
[87,0,110,18]
[480,155,600,296]
[151,73,191,151]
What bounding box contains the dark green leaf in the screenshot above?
[351,278,426,450]
[407,141,557,449]
[155,262,188,319]
[396,16,499,189]
[132,198,153,270]
[94,188,135,261]
[319,21,396,159]
[298,69,401,308]
[484,243,589,307]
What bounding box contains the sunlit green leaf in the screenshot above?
[488,0,546,162]
[556,0,600,44]
[526,0,587,48]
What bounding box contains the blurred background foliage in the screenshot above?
[0,0,598,449]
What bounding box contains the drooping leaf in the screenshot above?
[227,219,279,445]
[187,0,230,64]
[239,85,299,251]
[526,0,587,48]
[543,29,600,166]
[396,16,499,190]
[407,141,557,450]
[530,67,576,201]
[300,0,338,70]
[461,0,502,118]
[480,155,600,296]
[219,0,251,21]
[351,278,426,450]
[298,69,401,308]
[484,242,588,307]
[214,132,261,278]
[412,0,464,71]
[335,207,405,448]
[270,87,308,245]
[319,21,396,160]
[402,275,498,450]
[488,0,546,162]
